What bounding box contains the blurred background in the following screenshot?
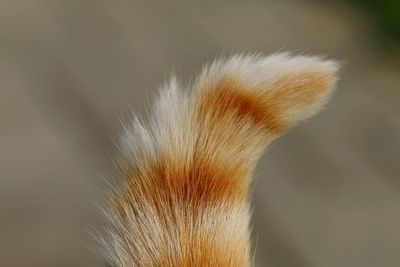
[1,0,399,266]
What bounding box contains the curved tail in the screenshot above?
[101,53,339,267]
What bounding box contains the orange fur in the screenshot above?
[98,53,339,266]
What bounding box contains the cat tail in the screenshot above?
[100,53,339,267]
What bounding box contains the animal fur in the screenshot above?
[98,52,339,267]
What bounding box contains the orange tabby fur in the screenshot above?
[98,53,339,267]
